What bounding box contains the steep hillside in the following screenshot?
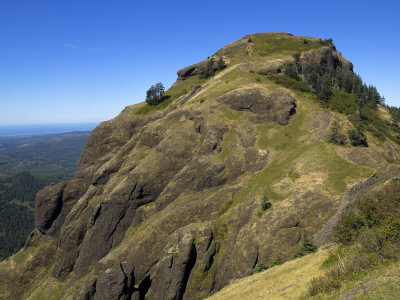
[208,176,400,299]
[1,33,399,300]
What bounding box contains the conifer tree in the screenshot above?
[217,57,226,70]
[203,57,215,78]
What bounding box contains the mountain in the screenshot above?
[1,32,400,300]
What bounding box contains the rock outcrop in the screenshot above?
[300,45,353,73]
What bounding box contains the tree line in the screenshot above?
[284,54,384,109]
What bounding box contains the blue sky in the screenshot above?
[0,0,399,125]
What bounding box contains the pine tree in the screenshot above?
[217,57,226,71]
[146,82,165,106]
[261,196,271,211]
[318,72,332,101]
[203,57,215,78]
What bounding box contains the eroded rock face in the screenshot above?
[28,84,300,299]
[300,45,353,73]
[35,181,67,235]
[176,58,211,81]
[26,83,306,299]
[150,223,217,300]
[219,88,297,125]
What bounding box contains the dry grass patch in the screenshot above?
[207,248,330,300]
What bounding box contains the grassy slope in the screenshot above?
[207,248,330,300]
[315,259,400,300]
[207,247,400,300]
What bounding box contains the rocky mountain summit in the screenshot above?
[1,33,399,300]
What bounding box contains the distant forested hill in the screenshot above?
[0,172,70,259]
[0,131,90,176]
[0,131,90,259]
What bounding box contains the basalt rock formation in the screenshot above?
[1,32,399,300]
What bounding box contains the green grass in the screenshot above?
[327,89,357,115]
[266,73,398,145]
[135,75,207,115]
[27,278,66,300]
[302,142,373,193]
[217,127,239,161]
[195,68,277,103]
[12,250,27,264]
[252,34,324,57]
[288,168,301,181]
[218,91,373,218]
[264,73,312,94]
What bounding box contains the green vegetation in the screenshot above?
[267,64,395,143]
[202,57,226,78]
[0,132,89,176]
[260,195,271,211]
[136,75,207,115]
[253,263,268,274]
[252,34,323,57]
[288,168,300,181]
[293,238,318,259]
[318,38,333,45]
[270,257,283,267]
[286,56,384,108]
[348,125,368,147]
[0,133,81,259]
[145,82,167,105]
[306,180,400,297]
[0,172,67,259]
[217,56,226,71]
[253,255,294,275]
[328,121,346,145]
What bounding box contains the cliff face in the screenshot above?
[1,33,400,300]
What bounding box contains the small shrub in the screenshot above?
[384,156,395,164]
[322,252,339,268]
[270,256,282,267]
[357,228,383,252]
[260,196,271,211]
[253,263,268,274]
[334,211,365,245]
[284,62,299,80]
[348,126,368,147]
[293,238,317,258]
[307,275,340,296]
[356,197,379,227]
[248,36,252,43]
[379,214,400,243]
[328,121,347,145]
[217,56,226,71]
[288,168,300,181]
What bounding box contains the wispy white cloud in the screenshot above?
[65,43,106,52]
